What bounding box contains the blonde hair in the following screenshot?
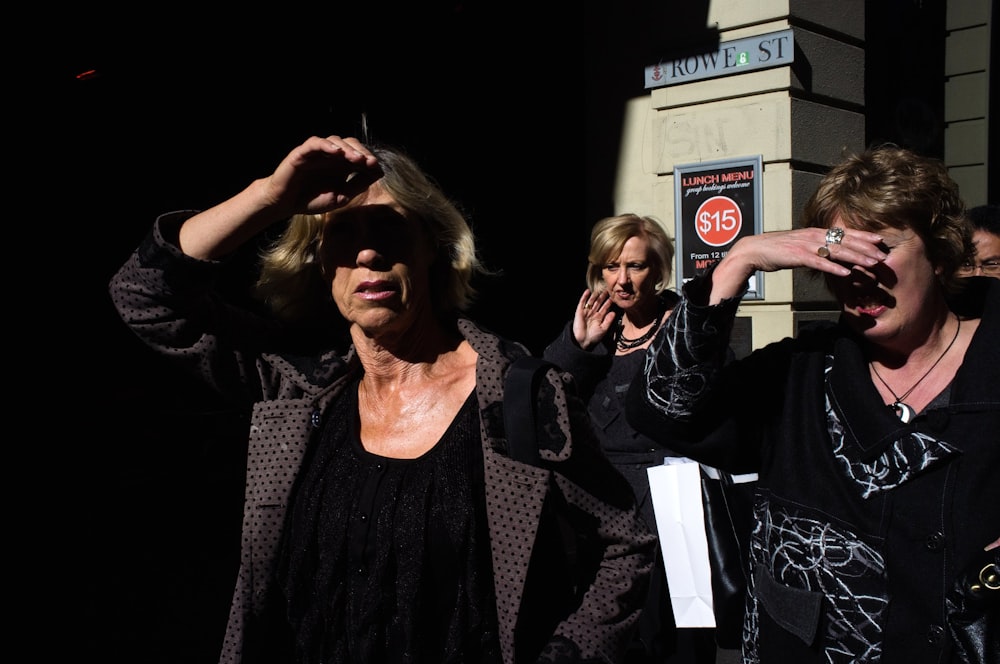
[585,213,675,294]
[255,144,487,323]
[254,213,328,324]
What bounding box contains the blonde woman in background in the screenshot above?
[544,214,743,664]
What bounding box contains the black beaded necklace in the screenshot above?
[614,300,668,351]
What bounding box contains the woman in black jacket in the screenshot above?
[627,144,999,664]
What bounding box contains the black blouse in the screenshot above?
[278,380,502,664]
[589,349,680,460]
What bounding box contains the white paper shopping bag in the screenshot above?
[647,459,716,627]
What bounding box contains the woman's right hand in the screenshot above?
[260,135,383,218]
[178,136,382,260]
[573,289,615,350]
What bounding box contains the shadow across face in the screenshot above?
[320,204,430,272]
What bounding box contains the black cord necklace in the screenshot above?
[869,316,961,423]
[614,301,667,351]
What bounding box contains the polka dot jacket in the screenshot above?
[108,212,657,664]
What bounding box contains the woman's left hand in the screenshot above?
[707,227,888,304]
[573,289,615,350]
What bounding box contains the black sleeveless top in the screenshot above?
[277,380,502,664]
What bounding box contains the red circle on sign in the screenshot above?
[695,196,742,247]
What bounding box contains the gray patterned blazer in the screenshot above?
[109,212,656,664]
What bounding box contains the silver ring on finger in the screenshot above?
[818,227,845,258]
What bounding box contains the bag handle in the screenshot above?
[503,356,556,465]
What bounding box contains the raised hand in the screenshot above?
[573,289,616,350]
[178,136,382,260]
[708,226,888,304]
[260,135,383,218]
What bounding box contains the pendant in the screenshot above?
[891,401,916,423]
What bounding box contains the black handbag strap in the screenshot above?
[503,356,556,466]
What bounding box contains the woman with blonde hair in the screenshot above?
[545,213,732,663]
[109,135,656,664]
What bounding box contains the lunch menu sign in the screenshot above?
[674,155,764,300]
